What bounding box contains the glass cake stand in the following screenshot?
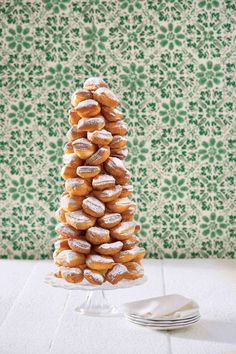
[45,273,147,317]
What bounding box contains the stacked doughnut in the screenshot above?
[53,77,145,285]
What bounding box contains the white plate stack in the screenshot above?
[123,294,200,330]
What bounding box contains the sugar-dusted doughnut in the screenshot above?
[65,178,92,196]
[56,250,85,267]
[84,268,104,285]
[83,77,108,91]
[76,165,101,179]
[110,148,128,160]
[93,87,119,108]
[60,193,83,212]
[77,116,105,132]
[124,262,144,280]
[85,146,110,165]
[110,135,127,150]
[106,197,132,213]
[63,141,74,154]
[55,223,82,239]
[92,173,115,191]
[97,213,122,229]
[55,207,67,223]
[71,89,93,106]
[72,138,96,160]
[104,157,127,178]
[93,185,122,203]
[68,237,91,254]
[121,203,136,221]
[101,106,123,122]
[85,226,110,245]
[61,267,84,283]
[122,236,139,250]
[63,153,82,168]
[105,121,128,136]
[105,263,128,284]
[132,247,145,263]
[110,221,136,240]
[86,254,114,271]
[113,249,137,263]
[66,210,96,230]
[94,241,123,256]
[61,165,78,180]
[75,99,101,118]
[120,185,133,198]
[54,266,63,278]
[115,171,131,185]
[66,125,86,141]
[68,108,80,126]
[82,196,105,217]
[54,239,69,252]
[87,129,113,146]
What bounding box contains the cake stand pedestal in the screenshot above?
[45,273,147,317]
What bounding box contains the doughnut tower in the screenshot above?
[53,77,145,285]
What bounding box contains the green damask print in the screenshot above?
[0,0,235,259]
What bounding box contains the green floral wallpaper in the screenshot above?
[0,0,235,259]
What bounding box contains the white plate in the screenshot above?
[126,311,200,322]
[126,313,200,324]
[126,315,200,325]
[126,317,200,330]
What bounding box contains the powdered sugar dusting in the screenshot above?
[87,255,114,264]
[77,99,99,109]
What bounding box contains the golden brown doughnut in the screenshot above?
[68,238,91,254]
[54,239,69,251]
[87,129,113,146]
[86,254,114,271]
[121,204,136,221]
[110,135,127,150]
[104,157,127,178]
[84,268,104,285]
[55,223,81,239]
[76,165,101,179]
[71,89,93,106]
[97,213,122,229]
[94,241,123,256]
[85,226,110,245]
[134,222,141,233]
[54,266,63,278]
[132,247,145,262]
[106,197,132,213]
[68,108,80,126]
[124,262,144,280]
[65,178,92,196]
[101,106,123,122]
[113,249,137,263]
[75,99,101,118]
[93,87,119,108]
[63,141,74,154]
[120,185,133,198]
[82,196,105,217]
[115,171,131,185]
[55,207,67,223]
[66,210,96,230]
[110,221,136,240]
[110,148,128,160]
[72,138,97,160]
[92,174,115,191]
[60,193,83,212]
[61,165,78,180]
[77,116,105,132]
[66,125,87,141]
[61,267,84,283]
[93,185,122,203]
[122,236,139,250]
[83,77,108,91]
[105,121,128,136]
[105,264,128,284]
[56,250,85,267]
[85,146,110,166]
[63,153,83,168]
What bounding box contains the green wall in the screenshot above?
[0,0,235,259]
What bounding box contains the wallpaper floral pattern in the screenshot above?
[0,0,235,259]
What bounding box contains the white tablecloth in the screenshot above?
[0,259,236,354]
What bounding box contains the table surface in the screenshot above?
[0,259,236,354]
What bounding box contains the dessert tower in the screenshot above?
[53,77,145,285]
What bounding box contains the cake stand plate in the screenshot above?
[45,273,147,317]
